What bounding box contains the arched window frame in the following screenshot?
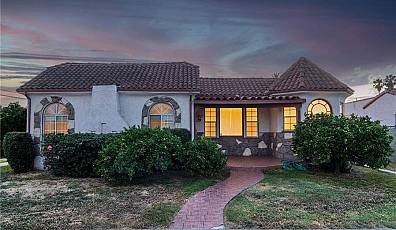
[307,99,332,115]
[148,102,176,129]
[41,103,70,136]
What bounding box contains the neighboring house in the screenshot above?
[344,89,396,127]
[344,89,396,162]
[17,57,353,169]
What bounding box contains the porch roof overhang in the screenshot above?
[194,95,305,105]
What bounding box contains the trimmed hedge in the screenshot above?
[294,114,393,173]
[43,133,113,177]
[168,128,192,144]
[177,138,227,177]
[2,132,35,173]
[94,128,183,183]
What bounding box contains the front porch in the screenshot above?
[194,95,304,159]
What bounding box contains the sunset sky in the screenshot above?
[1,0,395,106]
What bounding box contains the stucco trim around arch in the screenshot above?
[141,96,181,128]
[33,96,75,144]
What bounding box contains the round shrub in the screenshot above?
[178,138,227,177]
[294,114,393,173]
[167,128,192,144]
[94,128,184,183]
[43,133,113,177]
[2,132,35,173]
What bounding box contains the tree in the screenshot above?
[0,103,27,158]
[383,74,396,90]
[272,72,281,78]
[373,78,384,94]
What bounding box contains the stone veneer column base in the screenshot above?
[213,132,296,160]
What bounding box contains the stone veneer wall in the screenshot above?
[211,132,295,160]
[33,96,75,155]
[141,96,181,128]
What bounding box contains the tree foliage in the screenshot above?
[293,114,393,173]
[372,74,395,93]
[2,132,35,173]
[0,103,27,158]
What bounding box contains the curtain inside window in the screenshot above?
[220,108,242,136]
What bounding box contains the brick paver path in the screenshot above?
[170,169,264,229]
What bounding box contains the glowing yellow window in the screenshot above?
[284,107,297,131]
[246,108,258,137]
[220,108,242,136]
[307,99,332,115]
[204,108,217,137]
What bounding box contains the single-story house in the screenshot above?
[344,89,396,127]
[16,57,353,169]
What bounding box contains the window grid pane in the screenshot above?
[283,107,297,131]
[205,108,217,137]
[246,108,258,137]
[43,103,69,136]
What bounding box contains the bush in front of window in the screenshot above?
[177,138,227,177]
[43,133,113,177]
[167,128,192,145]
[293,114,393,173]
[94,128,184,184]
[2,132,35,173]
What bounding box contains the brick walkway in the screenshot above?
[170,169,264,229]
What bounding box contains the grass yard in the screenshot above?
[387,162,396,171]
[225,167,396,229]
[0,171,224,230]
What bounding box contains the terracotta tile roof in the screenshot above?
[270,57,353,94]
[196,77,275,99]
[363,88,396,109]
[16,58,353,97]
[16,62,199,92]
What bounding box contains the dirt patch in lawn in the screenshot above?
[0,171,223,229]
[225,167,396,229]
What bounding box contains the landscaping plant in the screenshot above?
[178,138,227,177]
[0,103,26,158]
[293,114,393,173]
[2,132,35,173]
[44,133,113,177]
[94,128,183,183]
[167,128,192,145]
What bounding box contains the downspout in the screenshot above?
[189,94,194,140]
[24,93,31,134]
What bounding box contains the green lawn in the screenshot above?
[387,162,396,171]
[0,171,224,229]
[225,167,396,229]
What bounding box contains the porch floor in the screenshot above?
[227,156,282,170]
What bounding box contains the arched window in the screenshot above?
[307,99,332,115]
[149,103,175,128]
[43,103,69,135]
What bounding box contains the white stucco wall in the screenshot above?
[27,86,193,136]
[344,93,396,126]
[118,92,192,129]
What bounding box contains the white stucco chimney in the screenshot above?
[89,85,128,133]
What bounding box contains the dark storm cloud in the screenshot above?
[1,0,395,97]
